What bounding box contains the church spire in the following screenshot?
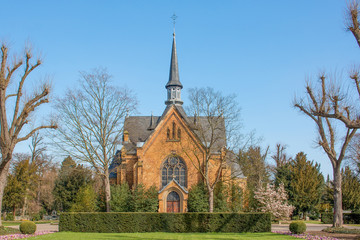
[165,18,183,106]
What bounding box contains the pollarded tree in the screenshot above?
[0,44,57,225]
[294,74,358,227]
[294,1,360,227]
[53,68,137,212]
[347,1,360,48]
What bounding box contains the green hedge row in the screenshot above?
[321,213,360,224]
[60,212,271,233]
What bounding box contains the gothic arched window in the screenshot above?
[161,155,187,188]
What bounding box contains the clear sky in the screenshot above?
[1,0,359,178]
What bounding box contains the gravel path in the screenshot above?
[272,223,360,232]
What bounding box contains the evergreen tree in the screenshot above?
[53,157,93,212]
[274,163,292,188]
[229,182,243,212]
[214,182,230,212]
[342,167,360,211]
[132,184,158,212]
[287,152,324,218]
[110,184,132,212]
[2,158,38,216]
[187,183,209,212]
[70,185,97,212]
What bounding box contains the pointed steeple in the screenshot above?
[165,31,183,106]
[166,33,183,89]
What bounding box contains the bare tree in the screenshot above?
[0,44,56,225]
[184,87,242,212]
[294,75,357,227]
[271,144,291,169]
[347,0,360,48]
[269,143,291,175]
[53,68,137,212]
[348,134,360,174]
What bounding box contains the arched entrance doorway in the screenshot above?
[167,191,180,212]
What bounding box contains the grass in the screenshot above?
[0,226,20,235]
[303,220,323,224]
[348,224,360,227]
[1,220,58,226]
[25,232,297,240]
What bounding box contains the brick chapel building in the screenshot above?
[109,32,238,213]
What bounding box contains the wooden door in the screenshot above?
[167,191,180,213]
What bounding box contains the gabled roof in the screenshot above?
[158,179,188,194]
[122,111,225,153]
[121,105,226,155]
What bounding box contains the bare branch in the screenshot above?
[346,0,360,47]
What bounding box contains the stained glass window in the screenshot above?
[161,156,187,188]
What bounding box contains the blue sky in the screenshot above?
[1,0,359,178]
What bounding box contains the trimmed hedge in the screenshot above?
[321,213,360,224]
[60,212,271,233]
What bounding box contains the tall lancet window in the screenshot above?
[161,155,187,188]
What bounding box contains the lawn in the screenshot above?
[26,232,296,240]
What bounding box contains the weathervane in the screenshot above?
[171,14,177,34]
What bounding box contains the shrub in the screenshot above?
[110,184,132,212]
[132,185,158,212]
[289,221,306,234]
[70,185,97,212]
[5,214,14,221]
[19,221,36,234]
[59,212,271,233]
[187,183,209,212]
[321,213,360,224]
[321,213,333,224]
[343,213,360,224]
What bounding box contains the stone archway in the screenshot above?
[166,191,180,213]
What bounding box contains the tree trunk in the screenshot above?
[333,164,343,227]
[103,172,111,212]
[22,192,28,217]
[0,161,10,226]
[209,188,214,213]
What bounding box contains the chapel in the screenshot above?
[109,32,237,213]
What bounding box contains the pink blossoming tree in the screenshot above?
[254,183,295,220]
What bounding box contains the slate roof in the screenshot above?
[121,106,226,155]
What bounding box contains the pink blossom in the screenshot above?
[0,231,55,239]
[254,183,295,220]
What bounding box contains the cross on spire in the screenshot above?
[171,14,177,34]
